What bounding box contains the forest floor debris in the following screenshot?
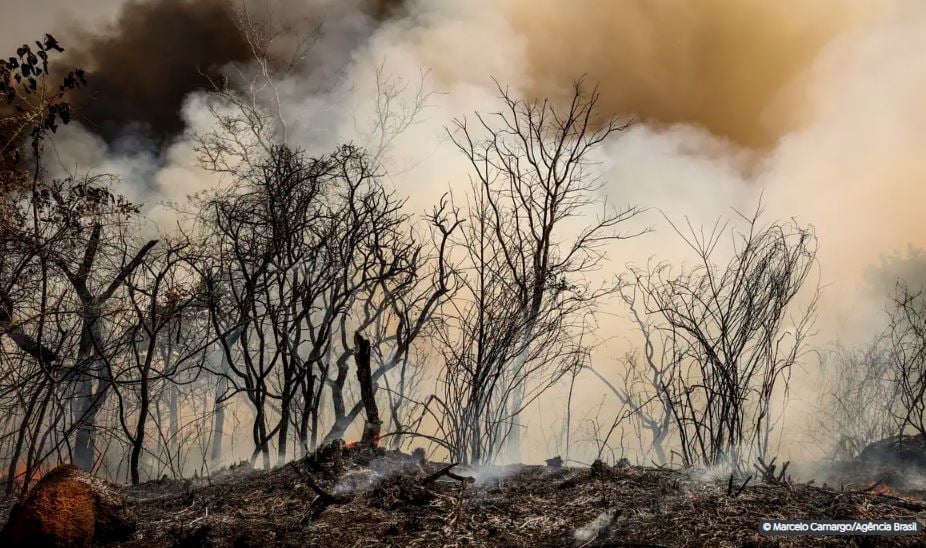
[3,445,926,547]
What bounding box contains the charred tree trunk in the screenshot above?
[277,366,293,464]
[168,384,179,454]
[298,371,315,457]
[72,319,111,473]
[210,328,241,466]
[130,366,150,485]
[354,333,380,446]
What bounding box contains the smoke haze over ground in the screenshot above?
[7,0,926,468]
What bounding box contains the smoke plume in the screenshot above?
[63,0,251,145]
[47,0,404,146]
[510,0,878,149]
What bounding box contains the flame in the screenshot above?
[343,433,380,450]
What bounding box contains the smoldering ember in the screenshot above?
[3,1,926,547]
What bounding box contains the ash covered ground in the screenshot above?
[6,443,924,547]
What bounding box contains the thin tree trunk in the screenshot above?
[210,329,240,466]
[130,369,150,485]
[72,374,97,471]
[168,384,179,453]
[211,375,228,466]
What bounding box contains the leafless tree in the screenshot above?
[629,207,818,469]
[108,237,211,484]
[193,131,457,466]
[886,282,926,440]
[445,79,643,462]
[428,182,602,465]
[816,340,897,460]
[319,195,460,448]
[0,172,156,483]
[54,208,158,471]
[195,144,336,467]
[585,286,676,465]
[189,12,448,465]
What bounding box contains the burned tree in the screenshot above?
[450,81,639,460]
[629,207,818,469]
[111,238,210,484]
[191,19,454,461]
[196,144,336,467]
[886,282,926,440]
[0,179,155,480]
[194,131,453,465]
[353,332,380,446]
[434,82,638,460]
[319,196,460,449]
[817,341,898,460]
[54,206,157,472]
[430,184,599,465]
[835,282,926,465]
[0,36,86,487]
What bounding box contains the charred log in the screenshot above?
[287,462,351,521]
[418,463,473,485]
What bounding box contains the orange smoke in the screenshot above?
[507,0,878,148]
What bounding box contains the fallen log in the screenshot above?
[726,474,752,498]
[288,462,351,520]
[419,463,474,485]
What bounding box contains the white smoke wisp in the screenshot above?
[574,511,616,545]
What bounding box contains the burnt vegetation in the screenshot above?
[0,27,924,548]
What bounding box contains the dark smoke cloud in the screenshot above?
[66,0,251,146]
[62,0,406,147]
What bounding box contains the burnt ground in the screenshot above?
[6,445,926,547]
